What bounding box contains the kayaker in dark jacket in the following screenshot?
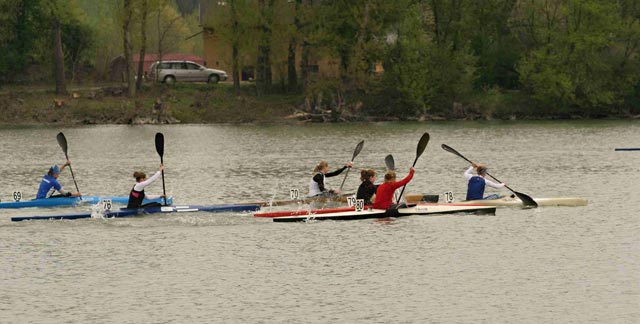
[356,169,377,205]
[127,164,166,209]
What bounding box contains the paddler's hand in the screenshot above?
[159,164,165,172]
[71,192,81,197]
[64,160,71,166]
[346,162,353,168]
[471,162,477,168]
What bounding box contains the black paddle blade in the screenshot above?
[385,154,395,171]
[513,191,538,208]
[155,133,164,158]
[414,132,430,165]
[441,144,472,163]
[56,132,68,156]
[352,140,365,161]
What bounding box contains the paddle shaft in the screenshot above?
[396,133,429,206]
[56,133,81,197]
[155,133,167,206]
[339,140,365,191]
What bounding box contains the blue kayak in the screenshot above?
[11,204,261,222]
[0,196,172,209]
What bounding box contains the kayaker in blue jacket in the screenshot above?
[308,161,352,197]
[36,161,81,199]
[464,163,505,200]
[127,164,166,209]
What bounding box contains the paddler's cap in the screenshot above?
[477,165,487,175]
[50,165,60,175]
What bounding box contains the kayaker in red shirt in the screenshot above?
[373,167,415,209]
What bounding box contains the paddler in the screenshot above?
[356,169,377,205]
[308,161,353,197]
[127,164,166,209]
[464,163,505,200]
[372,167,414,210]
[36,161,81,198]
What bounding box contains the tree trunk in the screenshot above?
[301,40,310,90]
[256,0,273,97]
[287,37,297,92]
[52,19,66,95]
[231,0,241,95]
[123,0,136,97]
[136,0,149,90]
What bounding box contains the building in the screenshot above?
[198,0,341,83]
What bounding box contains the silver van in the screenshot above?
[149,61,228,84]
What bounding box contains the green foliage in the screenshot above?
[514,0,639,115]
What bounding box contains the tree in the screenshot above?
[514,0,627,113]
[256,0,275,96]
[123,0,135,97]
[136,0,149,90]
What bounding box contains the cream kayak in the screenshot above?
[406,194,587,207]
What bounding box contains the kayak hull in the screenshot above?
[0,196,172,209]
[269,203,496,222]
[407,194,587,207]
[11,204,260,222]
[459,196,587,207]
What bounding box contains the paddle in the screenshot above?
[441,144,538,207]
[56,132,81,199]
[155,132,167,206]
[338,140,365,192]
[395,132,429,206]
[385,154,395,171]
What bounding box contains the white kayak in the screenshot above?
[462,196,588,207]
[406,194,587,207]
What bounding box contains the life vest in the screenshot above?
[308,172,324,197]
[127,185,145,209]
[466,176,485,200]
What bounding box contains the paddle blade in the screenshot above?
[513,191,538,208]
[351,140,365,161]
[385,154,395,171]
[414,132,430,165]
[155,132,164,158]
[56,132,68,156]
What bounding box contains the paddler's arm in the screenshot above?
[58,160,71,173]
[485,179,505,189]
[464,165,474,180]
[325,162,353,177]
[134,168,163,191]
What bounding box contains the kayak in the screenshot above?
[242,193,352,207]
[255,206,358,218]
[0,196,173,209]
[407,194,587,207]
[265,203,497,222]
[10,203,260,222]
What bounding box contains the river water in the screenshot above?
[0,121,638,323]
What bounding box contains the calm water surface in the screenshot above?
[0,121,638,323]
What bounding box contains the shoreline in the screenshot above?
[1,83,638,125]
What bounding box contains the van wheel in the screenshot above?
[208,74,220,84]
[164,76,175,84]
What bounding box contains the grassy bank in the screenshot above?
[0,82,301,125]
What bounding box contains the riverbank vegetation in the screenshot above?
[1,0,640,124]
